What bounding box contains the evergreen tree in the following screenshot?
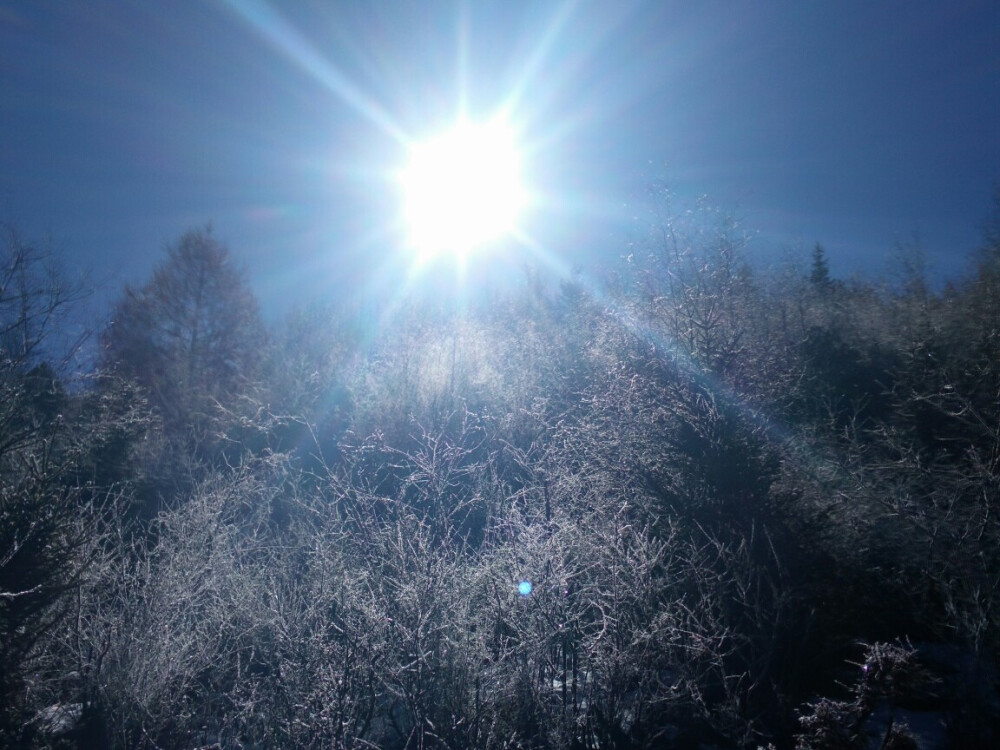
[809,242,832,290]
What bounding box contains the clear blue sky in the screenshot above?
[2,0,998,314]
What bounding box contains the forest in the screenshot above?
[1,196,999,749]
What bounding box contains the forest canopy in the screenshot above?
[1,198,999,749]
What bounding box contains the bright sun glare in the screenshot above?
[400,119,527,261]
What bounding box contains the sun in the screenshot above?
[399,118,527,261]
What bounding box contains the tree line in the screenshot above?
[1,197,999,748]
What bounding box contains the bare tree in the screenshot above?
[101,227,262,452]
[0,225,130,747]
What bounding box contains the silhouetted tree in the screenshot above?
[0,226,138,747]
[102,227,262,465]
[809,243,832,291]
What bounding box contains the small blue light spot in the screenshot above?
[518,580,533,596]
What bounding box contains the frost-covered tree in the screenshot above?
[102,227,262,448]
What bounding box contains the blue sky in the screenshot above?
[2,0,998,314]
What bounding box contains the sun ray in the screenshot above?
[219,0,406,143]
[500,0,581,117]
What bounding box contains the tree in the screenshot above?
[0,225,137,747]
[809,243,832,291]
[102,227,262,454]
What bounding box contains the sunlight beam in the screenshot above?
[220,0,406,143]
[501,0,580,116]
